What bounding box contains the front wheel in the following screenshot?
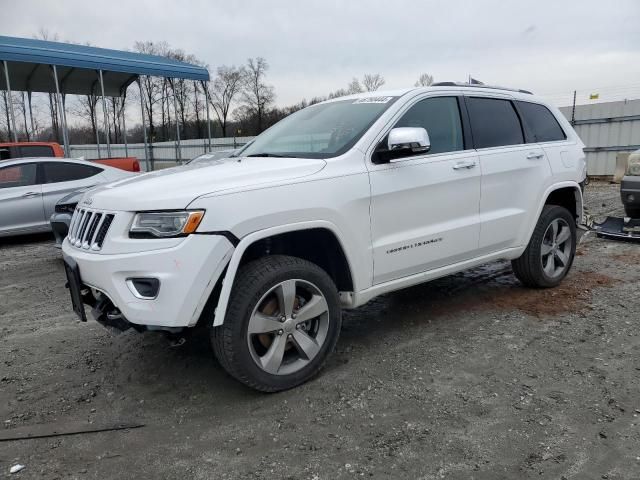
[512,205,577,288]
[211,255,342,392]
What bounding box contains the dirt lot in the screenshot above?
[1,182,639,479]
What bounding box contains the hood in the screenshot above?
[83,156,327,211]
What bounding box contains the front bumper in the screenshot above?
[50,212,72,248]
[621,175,640,207]
[62,234,234,328]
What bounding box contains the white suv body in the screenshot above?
[62,85,586,391]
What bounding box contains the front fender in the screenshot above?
[211,220,354,327]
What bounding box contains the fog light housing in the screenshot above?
[628,194,636,203]
[126,278,160,299]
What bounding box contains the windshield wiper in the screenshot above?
[244,153,295,158]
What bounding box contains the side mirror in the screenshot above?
[388,127,430,153]
[373,127,430,164]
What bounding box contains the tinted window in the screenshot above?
[394,97,464,154]
[516,101,566,143]
[19,145,56,157]
[43,162,101,183]
[466,97,524,149]
[0,163,38,189]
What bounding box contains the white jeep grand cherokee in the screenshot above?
[63,84,586,392]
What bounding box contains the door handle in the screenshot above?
[526,152,544,160]
[21,191,40,198]
[452,161,477,170]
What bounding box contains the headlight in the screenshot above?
[627,153,640,176]
[130,210,205,238]
[55,203,77,214]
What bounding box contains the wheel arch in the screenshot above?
[209,221,357,327]
[524,181,583,247]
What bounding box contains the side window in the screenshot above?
[466,97,524,149]
[18,145,56,157]
[394,97,464,154]
[42,162,102,184]
[0,163,38,189]
[516,101,566,143]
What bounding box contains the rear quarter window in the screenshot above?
[516,101,566,143]
[43,162,102,183]
[466,97,524,149]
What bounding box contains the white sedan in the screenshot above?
[0,157,134,238]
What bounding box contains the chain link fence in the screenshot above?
[69,137,254,171]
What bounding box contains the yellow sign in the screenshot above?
[589,93,599,100]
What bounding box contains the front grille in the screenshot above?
[68,208,115,251]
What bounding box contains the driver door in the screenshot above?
[367,96,481,284]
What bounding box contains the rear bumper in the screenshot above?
[62,234,234,328]
[621,175,640,207]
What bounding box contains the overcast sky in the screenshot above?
[3,0,640,106]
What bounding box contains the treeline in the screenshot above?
[0,32,435,144]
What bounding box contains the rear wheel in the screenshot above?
[512,205,576,288]
[211,255,341,392]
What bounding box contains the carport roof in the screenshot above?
[0,35,209,96]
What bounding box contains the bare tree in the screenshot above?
[209,65,243,137]
[241,57,275,134]
[73,93,99,144]
[415,73,434,87]
[133,41,165,142]
[362,74,385,92]
[347,78,364,94]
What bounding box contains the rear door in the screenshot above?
[0,162,45,234]
[465,95,552,252]
[368,95,481,284]
[41,161,104,219]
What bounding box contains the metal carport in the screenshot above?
[0,35,211,170]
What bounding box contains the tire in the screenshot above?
[624,205,640,219]
[512,205,577,288]
[211,255,342,392]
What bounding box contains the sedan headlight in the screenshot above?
[130,210,205,238]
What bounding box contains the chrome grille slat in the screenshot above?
[83,213,102,249]
[69,209,81,241]
[89,214,105,248]
[74,210,90,246]
[78,212,93,247]
[68,208,114,252]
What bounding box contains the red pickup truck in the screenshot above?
[0,142,140,172]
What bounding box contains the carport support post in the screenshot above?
[120,93,129,157]
[99,70,111,158]
[171,78,182,164]
[52,65,70,157]
[204,80,212,152]
[27,91,35,136]
[137,78,151,172]
[2,61,18,142]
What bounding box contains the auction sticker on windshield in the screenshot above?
[353,96,394,104]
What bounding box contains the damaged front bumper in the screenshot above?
[591,216,640,243]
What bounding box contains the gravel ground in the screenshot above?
[1,182,639,479]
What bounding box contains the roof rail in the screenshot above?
[431,82,533,95]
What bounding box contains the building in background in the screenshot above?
[559,99,640,177]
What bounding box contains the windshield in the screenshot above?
[238,97,398,159]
